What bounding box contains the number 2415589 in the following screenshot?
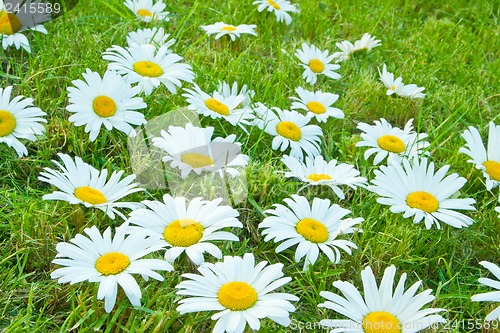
[4,2,61,15]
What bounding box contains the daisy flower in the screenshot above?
[353,33,381,51]
[367,157,476,229]
[103,44,194,96]
[152,123,249,179]
[253,0,299,25]
[459,122,500,191]
[127,194,242,265]
[253,103,322,160]
[176,253,298,333]
[0,85,46,157]
[126,27,175,49]
[259,195,363,271]
[0,0,48,53]
[281,155,366,199]
[201,22,257,41]
[51,223,173,313]
[379,64,426,98]
[217,81,254,108]
[38,153,144,220]
[295,43,340,85]
[290,87,343,122]
[332,33,381,63]
[66,69,147,141]
[471,261,500,321]
[356,118,430,165]
[318,265,446,332]
[182,83,254,131]
[123,0,170,22]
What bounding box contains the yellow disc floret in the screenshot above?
[74,186,108,205]
[163,219,204,247]
[205,98,230,116]
[296,218,329,243]
[306,101,326,114]
[218,281,258,310]
[308,59,325,73]
[406,191,439,213]
[362,311,401,333]
[0,11,21,35]
[276,121,302,141]
[267,0,281,10]
[0,110,16,137]
[95,252,131,276]
[93,96,117,118]
[483,160,500,181]
[377,135,405,153]
[221,25,236,31]
[181,153,214,168]
[306,173,332,182]
[137,8,152,18]
[133,61,164,77]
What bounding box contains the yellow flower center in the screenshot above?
[296,218,329,243]
[180,153,214,168]
[92,96,117,118]
[218,281,258,311]
[362,311,401,333]
[308,59,325,73]
[205,98,230,116]
[406,191,439,213]
[376,135,405,153]
[163,219,204,247]
[306,173,332,182]
[306,101,326,114]
[391,85,396,91]
[0,110,16,137]
[221,25,236,31]
[133,61,164,77]
[0,11,21,35]
[483,161,500,181]
[267,0,281,10]
[137,8,152,18]
[276,121,302,141]
[95,252,131,276]
[74,186,108,205]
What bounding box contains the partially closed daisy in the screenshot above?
[176,253,298,333]
[38,153,144,220]
[124,0,170,22]
[459,122,500,191]
[183,83,253,131]
[471,261,500,321]
[103,44,194,96]
[318,265,446,332]
[379,64,426,98]
[128,194,242,265]
[66,69,147,141]
[253,0,299,25]
[0,85,46,157]
[254,103,322,160]
[356,118,429,165]
[259,195,363,271]
[126,27,175,49]
[201,22,257,41]
[295,43,340,85]
[152,123,249,179]
[281,155,366,199]
[332,33,381,63]
[368,157,476,229]
[51,223,173,313]
[217,81,254,108]
[290,87,343,122]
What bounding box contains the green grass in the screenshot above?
[1,0,500,332]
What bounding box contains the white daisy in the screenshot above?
[201,22,257,41]
[281,155,366,199]
[259,195,363,271]
[182,83,254,131]
[123,0,170,22]
[331,40,355,63]
[51,223,173,313]
[356,118,430,165]
[471,261,500,321]
[0,0,48,53]
[217,81,254,108]
[353,33,381,52]
[152,123,249,179]
[459,122,500,191]
[253,0,299,25]
[126,27,175,49]
[332,33,381,63]
[176,253,299,333]
[38,153,144,220]
[318,265,446,332]
[103,44,194,96]
[0,85,46,157]
[295,43,341,85]
[66,69,147,141]
[367,157,476,229]
[253,103,322,160]
[290,87,343,122]
[379,64,426,99]
[127,194,242,265]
